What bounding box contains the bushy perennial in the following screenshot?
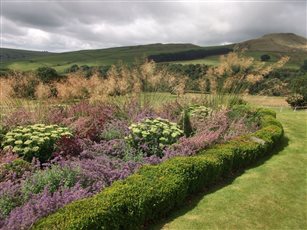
[127,118,183,157]
[2,124,71,162]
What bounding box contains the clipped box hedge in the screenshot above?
[33,108,283,230]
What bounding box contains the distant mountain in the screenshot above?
[234,33,307,52]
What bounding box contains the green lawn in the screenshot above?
[152,107,307,230]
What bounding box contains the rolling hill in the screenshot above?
[0,48,52,62]
[0,43,204,72]
[1,33,306,72]
[234,33,307,52]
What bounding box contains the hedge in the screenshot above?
[32,108,283,230]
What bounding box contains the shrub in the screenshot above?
[260,54,270,62]
[127,118,183,157]
[11,75,39,99]
[1,124,72,162]
[100,120,129,141]
[286,94,307,108]
[47,101,113,141]
[53,136,83,159]
[3,159,32,178]
[300,59,307,72]
[0,126,5,146]
[36,67,59,83]
[22,165,80,197]
[182,105,213,135]
[0,181,23,218]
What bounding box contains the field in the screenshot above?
[171,50,304,69]
[152,100,307,230]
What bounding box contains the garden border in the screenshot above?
[33,108,284,230]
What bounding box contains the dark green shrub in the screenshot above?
[1,124,72,162]
[181,109,193,137]
[36,67,59,83]
[65,64,79,73]
[300,59,307,72]
[260,54,271,62]
[127,118,183,157]
[0,126,5,145]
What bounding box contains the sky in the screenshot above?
[1,0,306,52]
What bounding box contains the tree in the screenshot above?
[65,64,80,73]
[300,60,307,72]
[36,67,58,83]
[260,54,270,62]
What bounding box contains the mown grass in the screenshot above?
[152,107,307,230]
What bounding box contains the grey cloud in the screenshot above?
[1,1,306,52]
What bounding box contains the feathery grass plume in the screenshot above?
[0,78,14,101]
[202,52,289,107]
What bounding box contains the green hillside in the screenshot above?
[1,33,306,72]
[0,48,52,62]
[1,43,202,72]
[234,33,307,52]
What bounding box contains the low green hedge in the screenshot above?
[33,108,283,230]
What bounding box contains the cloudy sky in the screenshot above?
[1,0,306,52]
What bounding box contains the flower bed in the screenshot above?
[0,100,266,229]
[30,109,283,229]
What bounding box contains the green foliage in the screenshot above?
[127,118,183,157]
[0,126,5,145]
[0,192,23,218]
[286,94,307,108]
[288,75,307,100]
[33,109,283,230]
[187,105,213,122]
[260,54,271,62]
[22,165,79,197]
[181,105,213,136]
[300,59,307,72]
[3,159,31,178]
[36,67,59,83]
[100,123,125,141]
[1,124,72,162]
[65,64,80,73]
[181,109,193,137]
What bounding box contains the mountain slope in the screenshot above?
[234,33,307,52]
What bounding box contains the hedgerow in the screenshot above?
[32,108,283,230]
